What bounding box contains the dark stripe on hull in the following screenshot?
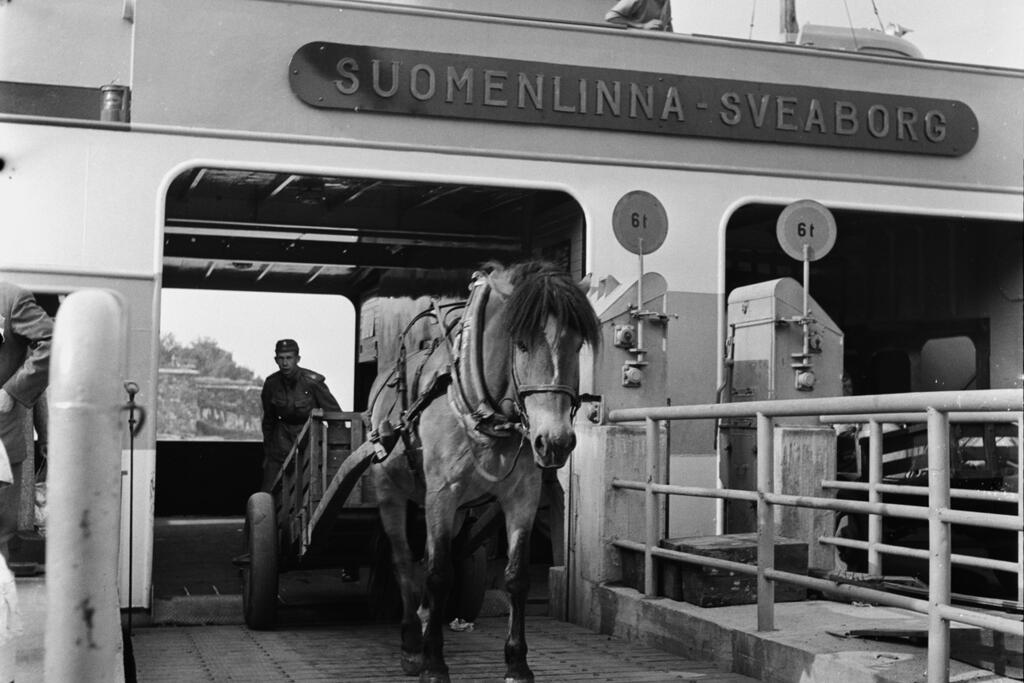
[0,80,103,120]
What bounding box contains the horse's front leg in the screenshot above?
[378,496,423,676]
[501,476,541,683]
[420,489,457,683]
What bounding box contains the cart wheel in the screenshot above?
[242,492,278,630]
[448,546,488,623]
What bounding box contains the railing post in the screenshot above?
[756,412,775,631]
[868,419,883,576]
[927,408,951,683]
[644,417,659,598]
[45,290,126,683]
[321,418,329,498]
[1015,413,1024,606]
[1017,415,1023,607]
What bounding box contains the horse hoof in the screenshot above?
[418,674,450,683]
[400,652,423,676]
[504,666,535,683]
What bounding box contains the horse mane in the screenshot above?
[485,260,601,349]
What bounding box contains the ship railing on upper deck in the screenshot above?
[605,389,1022,683]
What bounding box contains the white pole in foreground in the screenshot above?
[45,290,126,683]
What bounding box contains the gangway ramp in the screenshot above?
[129,616,756,682]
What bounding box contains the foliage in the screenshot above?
[160,333,262,382]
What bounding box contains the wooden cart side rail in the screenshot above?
[303,440,378,559]
[269,418,312,497]
[260,409,374,561]
[270,411,367,559]
[320,410,367,423]
[311,410,366,504]
[272,419,313,553]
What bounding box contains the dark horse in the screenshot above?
[367,261,601,683]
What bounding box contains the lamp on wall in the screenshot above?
[100,85,130,123]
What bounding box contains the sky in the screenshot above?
[677,0,1023,69]
[159,1,1021,403]
[161,289,356,407]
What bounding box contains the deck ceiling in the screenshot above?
[162,168,572,297]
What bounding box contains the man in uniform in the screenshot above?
[0,281,52,560]
[260,339,342,492]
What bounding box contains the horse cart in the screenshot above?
[239,263,593,681]
[239,409,492,629]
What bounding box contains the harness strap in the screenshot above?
[405,371,451,426]
[516,383,580,403]
[368,303,471,467]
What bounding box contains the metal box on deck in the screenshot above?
[659,533,808,607]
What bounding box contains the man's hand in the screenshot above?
[0,389,13,413]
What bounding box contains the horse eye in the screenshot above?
[515,341,529,352]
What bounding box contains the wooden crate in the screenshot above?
[658,533,807,607]
[618,547,646,593]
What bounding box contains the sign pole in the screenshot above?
[611,190,669,388]
[802,243,811,360]
[775,199,837,391]
[637,237,645,364]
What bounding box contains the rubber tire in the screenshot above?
[242,492,279,630]
[447,546,488,623]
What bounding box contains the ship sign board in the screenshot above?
[290,42,978,157]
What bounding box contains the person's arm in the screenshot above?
[318,382,342,413]
[300,369,342,413]
[604,0,671,30]
[310,373,343,413]
[260,381,276,453]
[0,288,53,409]
[34,392,49,454]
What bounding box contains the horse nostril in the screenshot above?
[534,434,546,454]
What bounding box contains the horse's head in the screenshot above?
[492,262,601,469]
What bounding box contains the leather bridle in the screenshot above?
[451,272,581,435]
[508,338,581,430]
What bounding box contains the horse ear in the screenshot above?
[577,272,593,293]
[489,271,515,297]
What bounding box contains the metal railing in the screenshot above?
[606,389,1023,683]
[818,410,1022,604]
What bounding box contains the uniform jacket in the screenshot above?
[0,282,53,464]
[261,367,341,462]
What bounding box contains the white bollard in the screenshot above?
[44,290,126,683]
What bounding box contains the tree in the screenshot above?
[160,333,260,382]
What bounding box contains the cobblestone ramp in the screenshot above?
[131,615,758,682]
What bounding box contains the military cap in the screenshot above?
[275,338,300,354]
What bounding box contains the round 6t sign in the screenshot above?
[776,199,837,262]
[612,190,668,255]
